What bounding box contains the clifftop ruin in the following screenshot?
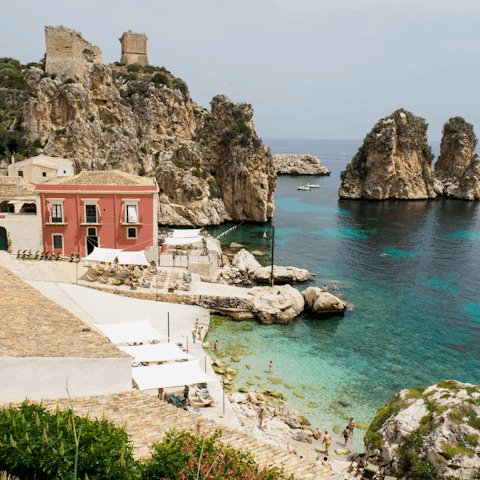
[45,26,102,80]
[119,31,148,66]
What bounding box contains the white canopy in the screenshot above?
[172,229,203,238]
[119,343,196,363]
[95,319,167,344]
[162,236,203,246]
[117,250,150,266]
[132,360,215,390]
[83,247,123,263]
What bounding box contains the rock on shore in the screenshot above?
[274,154,331,175]
[339,109,436,200]
[302,287,347,314]
[365,380,480,480]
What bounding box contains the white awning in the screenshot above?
[83,247,122,263]
[117,250,150,266]
[172,229,203,238]
[119,343,196,363]
[95,319,167,344]
[162,236,203,246]
[132,360,215,390]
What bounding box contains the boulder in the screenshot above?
[302,287,347,314]
[230,392,247,403]
[254,265,312,283]
[230,242,244,248]
[231,249,261,274]
[248,392,258,404]
[251,284,305,325]
[366,380,480,480]
[274,154,331,176]
[335,449,351,455]
[292,431,312,443]
[285,414,302,429]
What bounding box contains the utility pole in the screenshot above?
[270,224,275,287]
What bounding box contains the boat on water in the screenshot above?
[306,183,320,188]
[297,186,311,191]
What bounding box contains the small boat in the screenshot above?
[297,186,311,191]
[306,183,320,188]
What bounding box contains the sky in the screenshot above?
[1,0,479,141]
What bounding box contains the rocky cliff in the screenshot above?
[0,28,276,226]
[274,154,331,175]
[339,109,436,200]
[433,117,480,200]
[365,380,480,480]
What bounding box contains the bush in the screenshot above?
[142,429,293,480]
[151,72,169,86]
[0,400,138,480]
[143,67,154,74]
[125,73,137,81]
[191,169,202,178]
[0,58,26,91]
[209,180,222,199]
[127,63,143,73]
[64,78,75,84]
[26,62,38,69]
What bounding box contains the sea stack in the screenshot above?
[339,109,436,200]
[433,117,480,200]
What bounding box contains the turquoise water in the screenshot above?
[205,139,480,451]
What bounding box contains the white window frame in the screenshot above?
[122,199,140,224]
[82,198,100,224]
[51,233,64,256]
[85,229,100,256]
[127,226,138,239]
[47,198,65,223]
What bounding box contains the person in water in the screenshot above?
[348,417,356,437]
[322,431,332,455]
[321,284,328,292]
[343,426,350,446]
[268,360,273,372]
[278,398,285,415]
[214,340,218,352]
[332,282,337,294]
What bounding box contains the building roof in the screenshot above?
[0,264,130,359]
[33,160,59,170]
[43,170,157,187]
[12,154,74,166]
[0,177,36,197]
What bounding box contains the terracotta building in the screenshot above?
[36,171,158,260]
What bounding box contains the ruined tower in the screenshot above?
[119,31,149,66]
[45,26,102,80]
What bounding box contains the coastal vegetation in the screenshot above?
[0,401,293,480]
[443,116,478,148]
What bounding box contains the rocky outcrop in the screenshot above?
[274,154,331,175]
[302,287,347,315]
[339,109,436,200]
[12,27,275,226]
[250,285,305,324]
[231,248,262,273]
[254,266,312,283]
[434,117,480,200]
[365,380,480,480]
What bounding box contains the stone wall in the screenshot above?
[119,30,149,66]
[0,210,42,251]
[45,25,102,80]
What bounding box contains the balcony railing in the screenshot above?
[44,214,67,226]
[120,215,143,225]
[79,215,102,226]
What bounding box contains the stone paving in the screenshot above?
[0,263,127,359]
[2,392,339,479]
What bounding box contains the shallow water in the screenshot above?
[205,139,480,451]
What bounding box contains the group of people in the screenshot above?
[320,418,356,455]
[192,319,205,344]
[321,282,338,295]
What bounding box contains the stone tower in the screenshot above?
[119,31,149,66]
[45,26,102,80]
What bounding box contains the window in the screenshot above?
[85,204,97,223]
[42,172,46,177]
[127,227,137,239]
[87,227,97,236]
[53,235,62,250]
[52,204,62,223]
[18,171,23,177]
[126,205,138,223]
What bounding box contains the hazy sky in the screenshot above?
[2,0,479,141]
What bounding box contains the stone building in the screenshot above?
[45,25,102,80]
[8,155,74,184]
[119,30,149,66]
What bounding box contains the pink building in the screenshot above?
[36,171,158,260]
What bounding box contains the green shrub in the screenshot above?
[64,78,76,84]
[114,62,125,67]
[411,461,435,479]
[437,380,458,390]
[125,73,138,81]
[142,429,293,480]
[140,147,147,155]
[0,400,138,480]
[26,62,38,69]
[127,63,143,73]
[151,72,169,86]
[467,434,478,446]
[209,179,222,199]
[443,117,478,148]
[50,73,57,80]
[173,81,188,96]
[143,67,154,74]
[191,169,202,178]
[0,58,26,91]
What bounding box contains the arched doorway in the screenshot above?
[0,227,7,250]
[20,203,37,214]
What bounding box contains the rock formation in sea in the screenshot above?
[302,286,347,315]
[365,380,480,480]
[339,109,436,200]
[274,154,331,176]
[2,26,276,226]
[433,117,480,200]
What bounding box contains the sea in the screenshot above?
[204,138,480,451]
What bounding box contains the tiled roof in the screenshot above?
[0,265,129,358]
[33,161,58,169]
[0,177,36,197]
[44,170,157,187]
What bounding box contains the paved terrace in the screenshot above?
[1,392,339,479]
[0,263,128,359]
